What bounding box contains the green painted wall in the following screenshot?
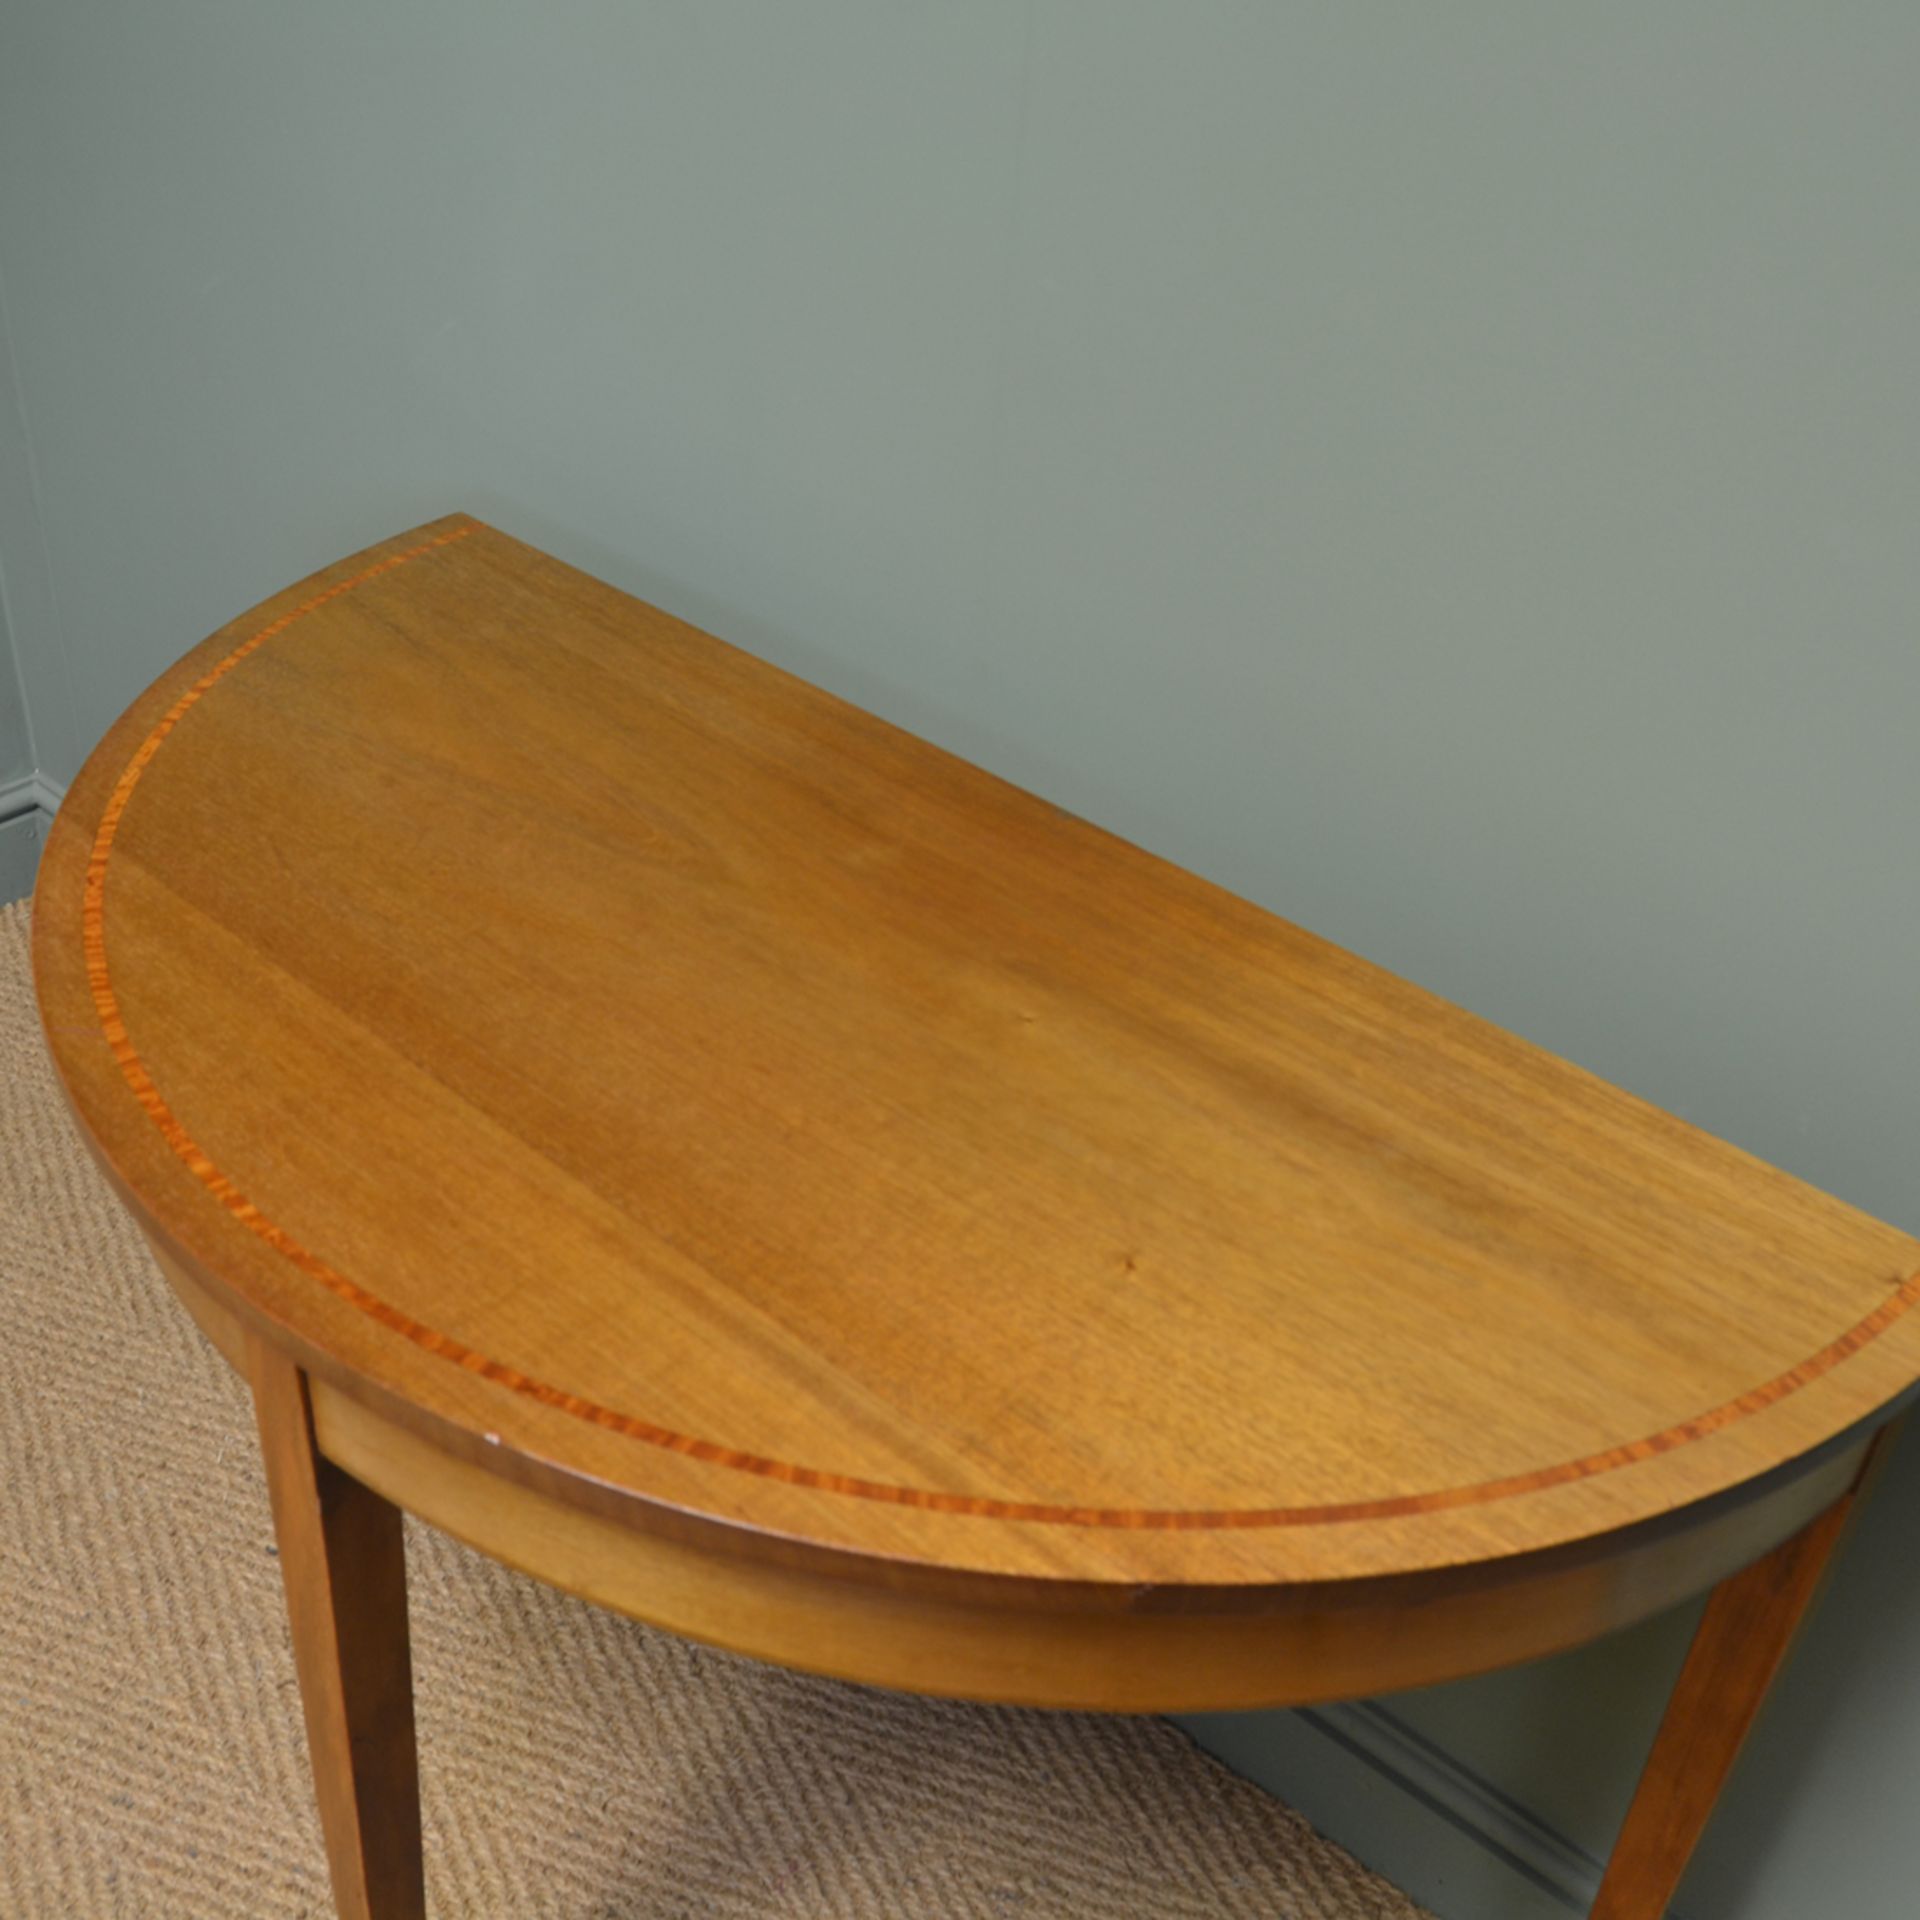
[0,342,32,789]
[0,620,29,789]
[3,7,1917,1916]
[0,252,78,790]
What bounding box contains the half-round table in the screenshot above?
[33,518,1920,1919]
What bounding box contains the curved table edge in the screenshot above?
[140,1197,1893,1712]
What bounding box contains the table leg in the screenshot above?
[1588,1431,1891,1920]
[250,1338,426,1920]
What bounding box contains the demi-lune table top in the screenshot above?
[33,516,1920,1608]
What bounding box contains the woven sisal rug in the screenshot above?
[0,896,1430,1919]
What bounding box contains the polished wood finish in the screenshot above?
[155,1231,1882,1712]
[250,1337,424,1920]
[31,515,1920,1608]
[29,517,1920,1913]
[1590,1430,1893,1920]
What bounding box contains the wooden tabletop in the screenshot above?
[33,516,1920,1603]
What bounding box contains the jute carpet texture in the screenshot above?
[0,895,1433,1919]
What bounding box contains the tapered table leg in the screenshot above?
[1589,1433,1890,1920]
[250,1338,426,1920]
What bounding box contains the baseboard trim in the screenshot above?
[1181,1693,1695,1920]
[0,769,63,826]
[1296,1702,1614,1916]
[27,770,64,820]
[0,771,65,902]
[1304,1702,1700,1920]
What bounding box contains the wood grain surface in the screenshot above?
[250,1337,424,1920]
[145,1236,1883,1712]
[1588,1432,1884,1920]
[33,516,1920,1605]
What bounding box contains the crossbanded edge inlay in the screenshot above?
[78,521,1920,1532]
